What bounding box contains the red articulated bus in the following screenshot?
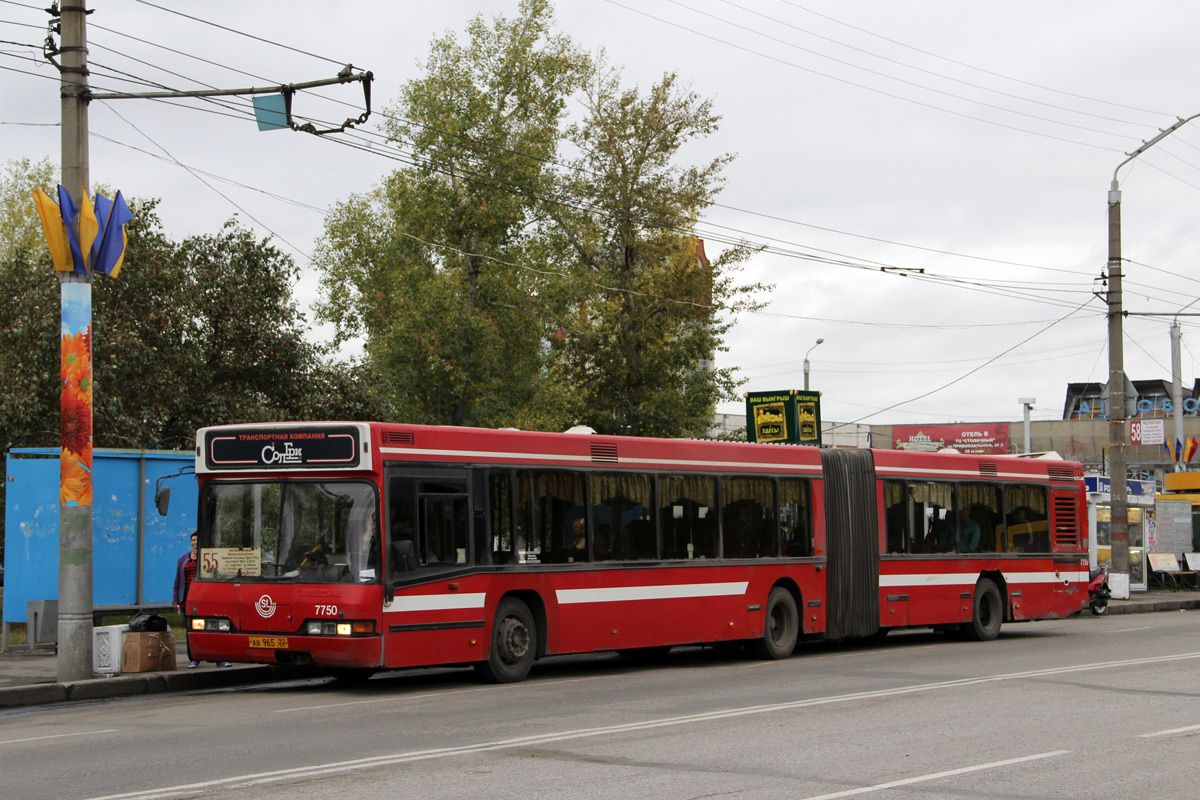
[178,422,1089,683]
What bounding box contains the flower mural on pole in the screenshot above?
[60,290,93,505]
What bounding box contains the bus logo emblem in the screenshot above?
[256,594,277,618]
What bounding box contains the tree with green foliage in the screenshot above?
[0,156,55,264]
[543,65,766,437]
[315,0,589,429]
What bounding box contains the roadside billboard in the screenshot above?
[891,423,1010,455]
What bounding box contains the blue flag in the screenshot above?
[91,191,132,278]
[55,185,87,275]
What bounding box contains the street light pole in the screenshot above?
[1018,398,1036,454]
[1106,113,1200,598]
[803,338,824,392]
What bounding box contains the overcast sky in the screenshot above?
[5,1,1200,429]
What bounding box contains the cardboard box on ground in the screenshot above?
[121,630,177,673]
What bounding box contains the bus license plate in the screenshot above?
[249,636,288,649]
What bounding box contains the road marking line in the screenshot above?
[1140,723,1200,738]
[798,750,1070,800]
[0,729,118,746]
[81,650,1200,800]
[274,674,612,713]
[1112,626,1153,632]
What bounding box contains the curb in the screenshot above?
[1107,599,1200,615]
[0,665,299,709]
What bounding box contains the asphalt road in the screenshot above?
[3,611,1199,800]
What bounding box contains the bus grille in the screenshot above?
[1047,465,1077,483]
[591,443,619,462]
[383,431,415,445]
[1052,494,1081,550]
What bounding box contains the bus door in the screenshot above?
[384,467,471,572]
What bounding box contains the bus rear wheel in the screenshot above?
[963,578,1003,641]
[475,597,536,683]
[750,586,799,659]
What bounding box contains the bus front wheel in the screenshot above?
[964,578,1003,641]
[475,597,536,683]
[750,586,799,659]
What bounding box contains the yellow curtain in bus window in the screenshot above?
[200,548,262,578]
[753,402,788,443]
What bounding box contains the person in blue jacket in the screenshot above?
[173,532,231,669]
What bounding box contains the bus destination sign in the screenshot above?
[205,426,361,470]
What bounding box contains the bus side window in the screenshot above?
[487,470,515,565]
[781,478,812,557]
[722,477,777,558]
[660,476,717,560]
[388,475,417,572]
[883,479,907,554]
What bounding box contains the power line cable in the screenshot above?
[667,0,1144,137]
[777,0,1172,117]
[132,0,345,67]
[600,0,1129,152]
[713,0,1151,128]
[830,297,1099,428]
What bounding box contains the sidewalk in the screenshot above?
[2,590,1199,709]
[0,637,307,709]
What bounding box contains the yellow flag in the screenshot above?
[31,188,72,272]
[79,191,99,268]
[108,230,127,279]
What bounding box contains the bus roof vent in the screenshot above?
[590,442,619,463]
[383,431,415,445]
[1047,465,1077,483]
[978,461,998,477]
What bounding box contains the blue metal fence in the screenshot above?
[2,448,197,628]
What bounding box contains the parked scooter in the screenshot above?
[1089,564,1111,616]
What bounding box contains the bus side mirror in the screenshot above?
[155,485,171,516]
[153,466,193,516]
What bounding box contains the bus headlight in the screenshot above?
[191,617,232,632]
[305,620,375,636]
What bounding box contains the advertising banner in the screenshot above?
[745,390,822,446]
[891,423,1010,455]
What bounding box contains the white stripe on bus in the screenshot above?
[385,593,487,613]
[880,571,1086,587]
[556,582,749,605]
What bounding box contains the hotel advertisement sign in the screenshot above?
[892,423,1009,455]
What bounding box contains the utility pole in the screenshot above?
[57,0,93,682]
[1106,175,1130,595]
[1105,113,1200,600]
[1171,319,1184,469]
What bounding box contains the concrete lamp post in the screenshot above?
[803,338,824,391]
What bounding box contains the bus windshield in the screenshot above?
[198,480,379,584]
